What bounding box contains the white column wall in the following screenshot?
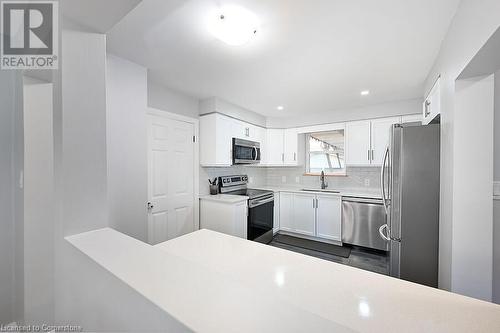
[423,0,500,292]
[23,79,55,324]
[452,75,494,301]
[106,54,148,242]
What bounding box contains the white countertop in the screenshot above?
[252,186,382,199]
[199,194,249,203]
[67,228,500,333]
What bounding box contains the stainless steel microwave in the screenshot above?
[232,138,261,164]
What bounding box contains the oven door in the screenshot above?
[233,138,260,164]
[248,196,274,243]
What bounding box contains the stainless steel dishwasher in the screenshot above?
[342,197,388,251]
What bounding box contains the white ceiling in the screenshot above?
[61,0,142,33]
[107,0,460,117]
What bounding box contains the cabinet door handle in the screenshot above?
[313,198,315,208]
[424,100,431,117]
[282,153,284,162]
[316,198,319,208]
[368,150,371,161]
[294,152,296,161]
[371,150,374,161]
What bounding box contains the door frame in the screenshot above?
[146,107,200,240]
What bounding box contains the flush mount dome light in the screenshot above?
[209,5,259,46]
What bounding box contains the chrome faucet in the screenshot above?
[320,170,328,189]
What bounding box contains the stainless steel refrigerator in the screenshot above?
[379,123,440,288]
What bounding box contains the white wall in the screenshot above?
[23,78,55,324]
[200,97,267,128]
[266,98,421,128]
[148,79,199,118]
[452,75,494,301]
[423,0,500,292]
[55,29,109,324]
[0,71,16,325]
[106,54,148,242]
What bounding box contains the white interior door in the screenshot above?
[148,115,195,244]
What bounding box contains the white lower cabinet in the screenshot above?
[279,192,341,242]
[273,192,280,234]
[316,195,342,241]
[292,193,316,236]
[279,192,294,232]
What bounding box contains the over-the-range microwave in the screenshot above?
[232,138,261,164]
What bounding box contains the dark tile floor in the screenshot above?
[269,237,389,275]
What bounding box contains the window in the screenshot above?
[305,130,345,175]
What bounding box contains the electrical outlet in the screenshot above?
[364,178,370,187]
[295,176,300,183]
[281,176,287,183]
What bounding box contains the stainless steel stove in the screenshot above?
[219,175,274,244]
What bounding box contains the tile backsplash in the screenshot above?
[266,166,381,191]
[200,165,381,195]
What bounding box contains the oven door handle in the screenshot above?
[248,197,274,208]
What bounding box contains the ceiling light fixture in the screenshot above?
[208,5,259,46]
[277,105,284,111]
[361,90,370,96]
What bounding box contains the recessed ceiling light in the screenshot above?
[208,5,259,46]
[361,90,370,96]
[277,106,284,111]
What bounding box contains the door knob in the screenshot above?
[147,202,154,210]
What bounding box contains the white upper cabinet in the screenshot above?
[284,128,298,165]
[200,113,233,166]
[346,120,371,166]
[370,117,400,165]
[346,117,399,166]
[316,194,341,241]
[266,129,285,165]
[200,113,268,166]
[423,77,441,125]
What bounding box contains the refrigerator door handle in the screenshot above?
[379,224,390,241]
[380,146,390,214]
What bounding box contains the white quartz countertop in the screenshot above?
[252,186,382,199]
[66,228,500,333]
[199,194,249,203]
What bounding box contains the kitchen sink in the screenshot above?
[301,188,340,194]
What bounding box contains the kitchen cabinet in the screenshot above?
[263,128,300,166]
[346,117,399,166]
[200,198,248,239]
[279,192,294,232]
[316,194,342,241]
[200,113,267,166]
[200,113,233,166]
[273,192,280,234]
[346,120,371,166]
[284,128,298,165]
[423,77,441,125]
[370,117,400,165]
[279,191,341,242]
[292,193,316,236]
[266,129,285,165]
